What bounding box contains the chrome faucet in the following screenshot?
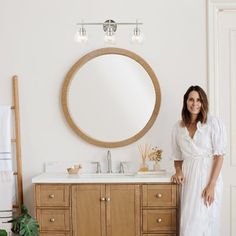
[107,150,112,173]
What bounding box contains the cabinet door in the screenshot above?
[72,184,106,236]
[106,184,140,236]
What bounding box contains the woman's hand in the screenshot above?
[202,184,215,206]
[171,170,184,184]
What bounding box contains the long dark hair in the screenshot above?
[181,85,208,126]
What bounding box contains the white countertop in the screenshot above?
[32,172,173,184]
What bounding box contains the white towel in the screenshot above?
[0,210,12,233]
[0,106,12,171]
[0,106,11,152]
[0,171,14,234]
[0,171,14,211]
[0,159,12,171]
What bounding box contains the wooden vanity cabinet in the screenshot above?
[71,184,140,236]
[34,183,178,236]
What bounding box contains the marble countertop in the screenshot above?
[32,172,173,184]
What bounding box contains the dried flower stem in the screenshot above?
[138,143,151,162]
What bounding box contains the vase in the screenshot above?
[139,160,149,172]
[153,161,161,171]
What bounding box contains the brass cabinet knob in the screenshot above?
[157,218,162,223]
[50,218,55,222]
[106,197,110,202]
[49,194,55,198]
[156,193,162,198]
[100,197,106,201]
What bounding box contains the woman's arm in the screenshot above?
[171,160,184,184]
[202,155,224,206]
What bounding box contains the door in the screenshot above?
[106,184,140,236]
[208,2,236,235]
[72,184,106,236]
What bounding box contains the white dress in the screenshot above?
[171,116,227,236]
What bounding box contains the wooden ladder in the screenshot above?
[10,75,23,209]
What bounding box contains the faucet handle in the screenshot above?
[91,162,102,173]
[119,161,129,173]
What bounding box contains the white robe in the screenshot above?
[171,116,227,236]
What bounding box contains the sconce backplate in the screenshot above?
[103,19,117,32]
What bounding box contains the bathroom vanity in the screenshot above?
[32,173,178,236]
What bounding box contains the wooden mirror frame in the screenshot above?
[61,48,161,148]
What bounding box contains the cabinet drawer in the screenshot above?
[40,233,70,236]
[35,184,70,207]
[36,209,70,231]
[142,185,176,207]
[143,209,176,232]
[142,234,176,236]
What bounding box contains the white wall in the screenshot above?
[0,0,207,213]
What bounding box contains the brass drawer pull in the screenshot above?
[49,194,55,198]
[106,197,110,202]
[100,197,106,201]
[156,193,162,198]
[156,218,162,223]
[49,218,55,222]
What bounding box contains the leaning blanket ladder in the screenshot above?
[11,75,23,210]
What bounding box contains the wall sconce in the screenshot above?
[74,19,144,44]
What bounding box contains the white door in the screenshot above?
[208,2,236,235]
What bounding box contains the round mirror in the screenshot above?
[61,48,161,147]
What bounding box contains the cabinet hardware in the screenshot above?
[100,197,106,201]
[156,218,162,223]
[106,197,110,202]
[49,194,55,198]
[156,193,162,198]
[49,218,55,222]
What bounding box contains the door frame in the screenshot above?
[207,0,236,114]
[207,1,236,235]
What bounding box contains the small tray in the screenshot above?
[136,170,166,175]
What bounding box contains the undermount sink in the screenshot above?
[77,171,168,178]
[79,173,135,178]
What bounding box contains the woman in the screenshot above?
[171,85,226,236]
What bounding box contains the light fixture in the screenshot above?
[103,20,116,44]
[131,20,144,43]
[74,22,88,43]
[75,19,143,44]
